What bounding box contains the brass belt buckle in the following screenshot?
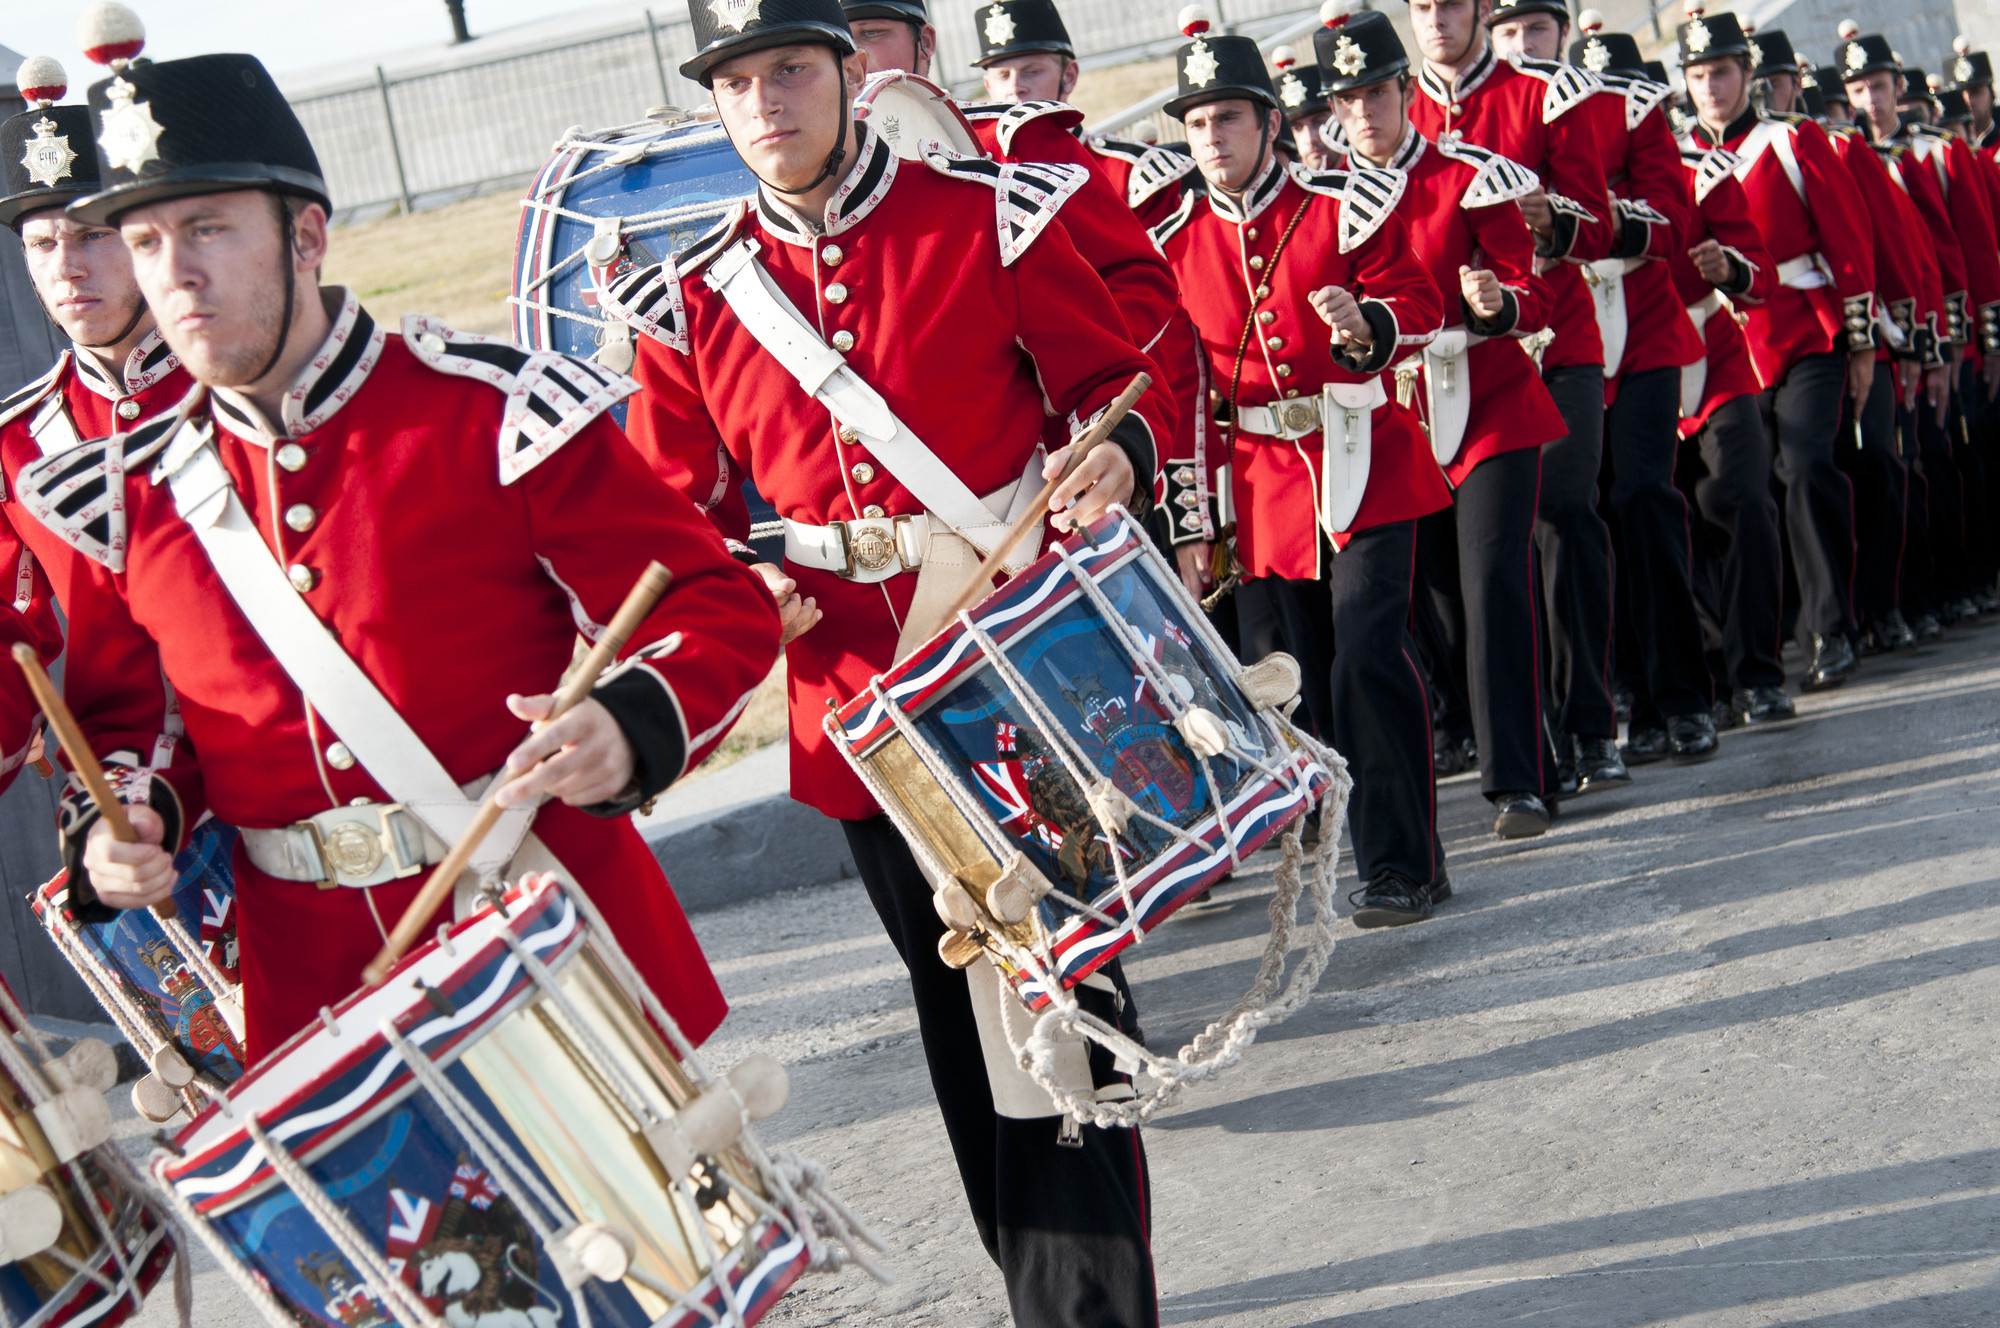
[1280,400,1317,436]
[304,803,422,888]
[849,520,897,574]
[827,520,855,579]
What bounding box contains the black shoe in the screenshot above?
[1667,711,1720,763]
[1912,611,1944,642]
[1734,686,1795,723]
[1574,736,1631,792]
[1803,633,1858,691]
[1861,610,1917,654]
[1554,735,1580,797]
[1711,697,1742,731]
[1945,596,1980,625]
[1490,792,1551,838]
[1433,730,1466,777]
[1426,868,1453,905]
[1622,724,1670,765]
[1976,590,2000,614]
[1347,872,1434,928]
[1612,687,1634,725]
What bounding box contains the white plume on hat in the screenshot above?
[1320,0,1360,26]
[15,56,67,108]
[1956,35,1972,54]
[77,2,146,70]
[1179,4,1212,36]
[1837,19,1860,40]
[1578,8,1604,33]
[1271,43,1298,69]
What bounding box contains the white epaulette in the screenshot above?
[1289,163,1405,253]
[1147,183,1202,247]
[1090,136,1201,209]
[920,147,1088,266]
[983,99,1083,155]
[16,402,187,571]
[1599,73,1673,133]
[1511,56,1600,124]
[1437,138,1541,207]
[401,315,637,485]
[1684,144,1740,205]
[596,200,751,354]
[0,355,67,433]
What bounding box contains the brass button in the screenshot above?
[116,400,140,420]
[851,462,876,483]
[1285,388,1300,398]
[1246,227,1259,241]
[825,283,849,304]
[276,443,308,472]
[1449,103,1463,116]
[287,564,317,592]
[284,504,316,532]
[822,243,843,265]
[838,425,860,444]
[1256,284,1271,299]
[418,332,447,355]
[1248,255,1265,270]
[862,504,886,518]
[1258,310,1276,325]
[832,330,856,352]
[1267,336,1284,350]
[324,741,355,771]
[1276,363,1293,377]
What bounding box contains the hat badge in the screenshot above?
[707,0,762,33]
[1746,37,1763,68]
[1281,73,1307,106]
[1331,33,1366,77]
[1958,55,1976,82]
[1583,37,1610,72]
[97,76,163,173]
[20,116,78,189]
[984,5,1017,46]
[1684,17,1710,53]
[1845,41,1866,72]
[1184,37,1219,86]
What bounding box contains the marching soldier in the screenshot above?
[1681,8,1872,691]
[1273,44,1335,170]
[1405,0,1629,795]
[1148,18,1453,920]
[41,41,779,1062]
[608,0,1175,1319]
[1954,38,1999,154]
[1321,8,1565,835]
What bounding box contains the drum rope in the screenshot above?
[245,1116,451,1328]
[864,677,1022,863]
[92,1142,193,1328]
[36,919,160,1064]
[62,1157,146,1321]
[151,1152,323,1328]
[492,928,669,1131]
[0,981,55,1104]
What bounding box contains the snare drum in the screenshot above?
[827,506,1334,1008]
[34,818,247,1122]
[0,975,179,1326]
[154,874,873,1328]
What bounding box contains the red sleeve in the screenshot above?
[1542,101,1614,264]
[1465,190,1551,336]
[1795,121,1876,310]
[1842,141,1942,359]
[1698,172,1777,306]
[1943,139,2000,314]
[1899,152,1970,331]
[1616,107,1693,263]
[625,332,758,559]
[0,534,62,797]
[1348,209,1447,363]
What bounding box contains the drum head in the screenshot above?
[853,71,981,161]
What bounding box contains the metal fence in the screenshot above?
[287,0,1327,219]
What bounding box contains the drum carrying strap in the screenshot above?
[157,422,540,891]
[703,238,1036,572]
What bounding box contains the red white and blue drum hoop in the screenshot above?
[833,509,1330,1006]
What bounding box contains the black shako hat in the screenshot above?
[1748,27,1800,80]
[1799,76,1827,118]
[1166,7,1279,119]
[973,0,1074,66]
[1937,84,1972,123]
[1316,8,1408,94]
[1570,11,1643,76]
[1814,66,1851,104]
[1951,39,1994,88]
[69,53,328,226]
[1,58,104,229]
[1898,70,1934,105]
[680,0,856,84]
[1677,6,1749,66]
[1271,46,1329,120]
[842,0,929,24]
[1486,0,1569,29]
[1834,22,1898,82]
[1643,59,1669,83]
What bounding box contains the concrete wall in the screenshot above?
[1736,0,1962,78]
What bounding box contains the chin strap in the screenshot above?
[1219,118,1276,206]
[755,84,855,204]
[76,299,146,353]
[250,202,300,392]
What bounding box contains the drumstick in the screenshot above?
[363,561,675,986]
[935,371,1151,628]
[11,643,177,921]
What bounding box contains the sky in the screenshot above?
[2,0,644,86]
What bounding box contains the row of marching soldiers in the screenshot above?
[0,0,1993,1327]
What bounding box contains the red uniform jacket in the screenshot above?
[1583,76,1704,390]
[1902,124,2000,351]
[0,337,187,793]
[1879,138,1971,346]
[614,131,1174,822]
[1670,145,1776,436]
[1151,157,1450,580]
[966,101,1218,542]
[1351,130,1566,487]
[17,295,777,1058]
[1692,108,1875,384]
[1823,123,1945,377]
[1412,50,1614,373]
[1082,134,1203,232]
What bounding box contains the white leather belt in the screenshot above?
[241,801,439,888]
[1236,382,1387,440]
[785,513,932,583]
[1775,253,1831,289]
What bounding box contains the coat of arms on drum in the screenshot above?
[297,1251,393,1328]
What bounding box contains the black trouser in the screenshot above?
[1896,400,1942,617]
[1238,521,1441,884]
[1956,359,1996,591]
[842,816,1158,1328]
[1685,393,1786,692]
[1910,386,1971,602]
[1416,446,1546,797]
[1603,366,1713,717]
[1835,363,1904,626]
[1757,349,1859,640]
[1536,364,1617,739]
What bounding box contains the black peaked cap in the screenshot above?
[973,0,1074,65]
[1275,60,1329,120]
[1813,66,1851,103]
[1898,69,1933,103]
[1,105,101,229]
[681,0,856,84]
[69,54,326,226]
[843,0,929,22]
[1571,30,1644,76]
[1678,10,1749,65]
[1938,85,1971,121]
[1835,33,1898,81]
[1316,11,1408,94]
[1952,49,1993,87]
[1748,28,1798,79]
[1167,32,1279,119]
[1486,0,1569,27]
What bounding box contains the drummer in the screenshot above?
[40,41,781,1060]
[606,0,1173,1319]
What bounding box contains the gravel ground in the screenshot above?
[118,617,2000,1326]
